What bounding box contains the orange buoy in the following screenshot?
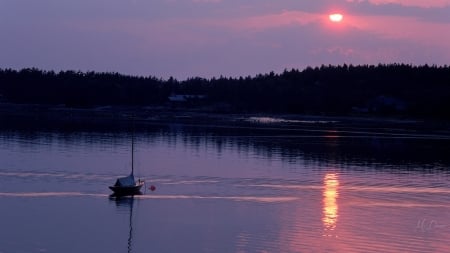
[149,185,156,191]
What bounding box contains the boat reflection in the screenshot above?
[322,173,339,235]
[110,195,138,253]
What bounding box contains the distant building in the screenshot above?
[352,106,369,113]
[369,95,407,113]
[168,94,207,103]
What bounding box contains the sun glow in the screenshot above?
[323,173,339,233]
[329,13,344,23]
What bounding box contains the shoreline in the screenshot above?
[1,102,449,134]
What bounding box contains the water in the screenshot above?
[1,116,449,252]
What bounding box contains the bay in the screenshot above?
[0,116,449,253]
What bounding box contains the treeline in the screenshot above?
[1,64,450,118]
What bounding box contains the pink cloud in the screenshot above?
[192,0,222,3]
[347,14,450,48]
[81,9,450,73]
[207,11,323,31]
[4,1,450,79]
[304,12,450,66]
[362,0,450,8]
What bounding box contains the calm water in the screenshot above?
[1,117,449,252]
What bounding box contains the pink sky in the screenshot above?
[1,0,450,79]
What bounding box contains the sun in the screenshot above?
[329,13,344,23]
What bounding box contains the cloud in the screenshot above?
[343,0,450,25]
[364,0,450,8]
[192,0,222,3]
[215,11,323,31]
[1,0,450,79]
[347,14,450,47]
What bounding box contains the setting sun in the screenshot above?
[329,13,344,22]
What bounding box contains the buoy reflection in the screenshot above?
[322,173,339,232]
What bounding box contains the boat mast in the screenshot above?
[131,131,134,176]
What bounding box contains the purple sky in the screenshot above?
[1,0,450,80]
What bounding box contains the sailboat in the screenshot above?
[109,134,144,195]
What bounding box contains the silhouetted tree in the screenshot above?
[1,64,450,118]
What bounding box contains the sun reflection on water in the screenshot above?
[323,173,339,234]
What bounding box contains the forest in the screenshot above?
[1,64,450,119]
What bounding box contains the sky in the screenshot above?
[1,0,450,80]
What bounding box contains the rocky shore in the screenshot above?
[1,103,449,136]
